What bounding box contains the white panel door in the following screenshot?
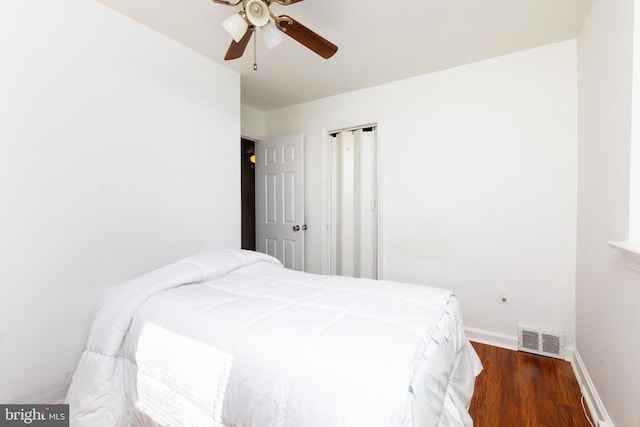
[256,134,305,270]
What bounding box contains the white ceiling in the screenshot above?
[96,0,592,111]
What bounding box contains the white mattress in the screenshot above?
[66,250,482,426]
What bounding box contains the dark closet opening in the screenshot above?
[241,138,256,250]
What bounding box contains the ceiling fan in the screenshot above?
[212,0,338,63]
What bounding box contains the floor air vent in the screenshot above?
[518,326,565,359]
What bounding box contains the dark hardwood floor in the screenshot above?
[468,342,594,427]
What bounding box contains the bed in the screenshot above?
[66,249,482,426]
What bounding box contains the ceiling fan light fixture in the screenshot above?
[222,12,248,43]
[245,0,270,27]
[262,21,284,49]
[213,0,338,63]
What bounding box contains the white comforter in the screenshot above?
[66,250,482,427]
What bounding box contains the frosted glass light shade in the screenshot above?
[222,13,248,43]
[246,0,270,27]
[261,21,284,50]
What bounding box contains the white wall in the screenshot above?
[0,1,240,402]
[265,41,577,349]
[241,104,266,141]
[576,1,640,425]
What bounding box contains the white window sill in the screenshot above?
[608,241,640,273]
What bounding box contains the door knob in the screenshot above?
[292,225,301,231]
[301,224,308,231]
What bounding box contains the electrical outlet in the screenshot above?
[499,289,509,304]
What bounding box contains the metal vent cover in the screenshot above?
[542,333,561,355]
[518,326,565,359]
[521,329,539,351]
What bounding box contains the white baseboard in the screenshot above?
[39,388,67,404]
[570,350,614,427]
[13,386,68,405]
[466,327,578,361]
[465,327,518,350]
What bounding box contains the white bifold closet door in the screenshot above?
[330,127,377,279]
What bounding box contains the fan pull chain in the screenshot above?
[253,27,258,71]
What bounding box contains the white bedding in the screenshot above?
[66,250,482,426]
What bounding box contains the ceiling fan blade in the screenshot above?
[277,15,337,59]
[224,27,253,60]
